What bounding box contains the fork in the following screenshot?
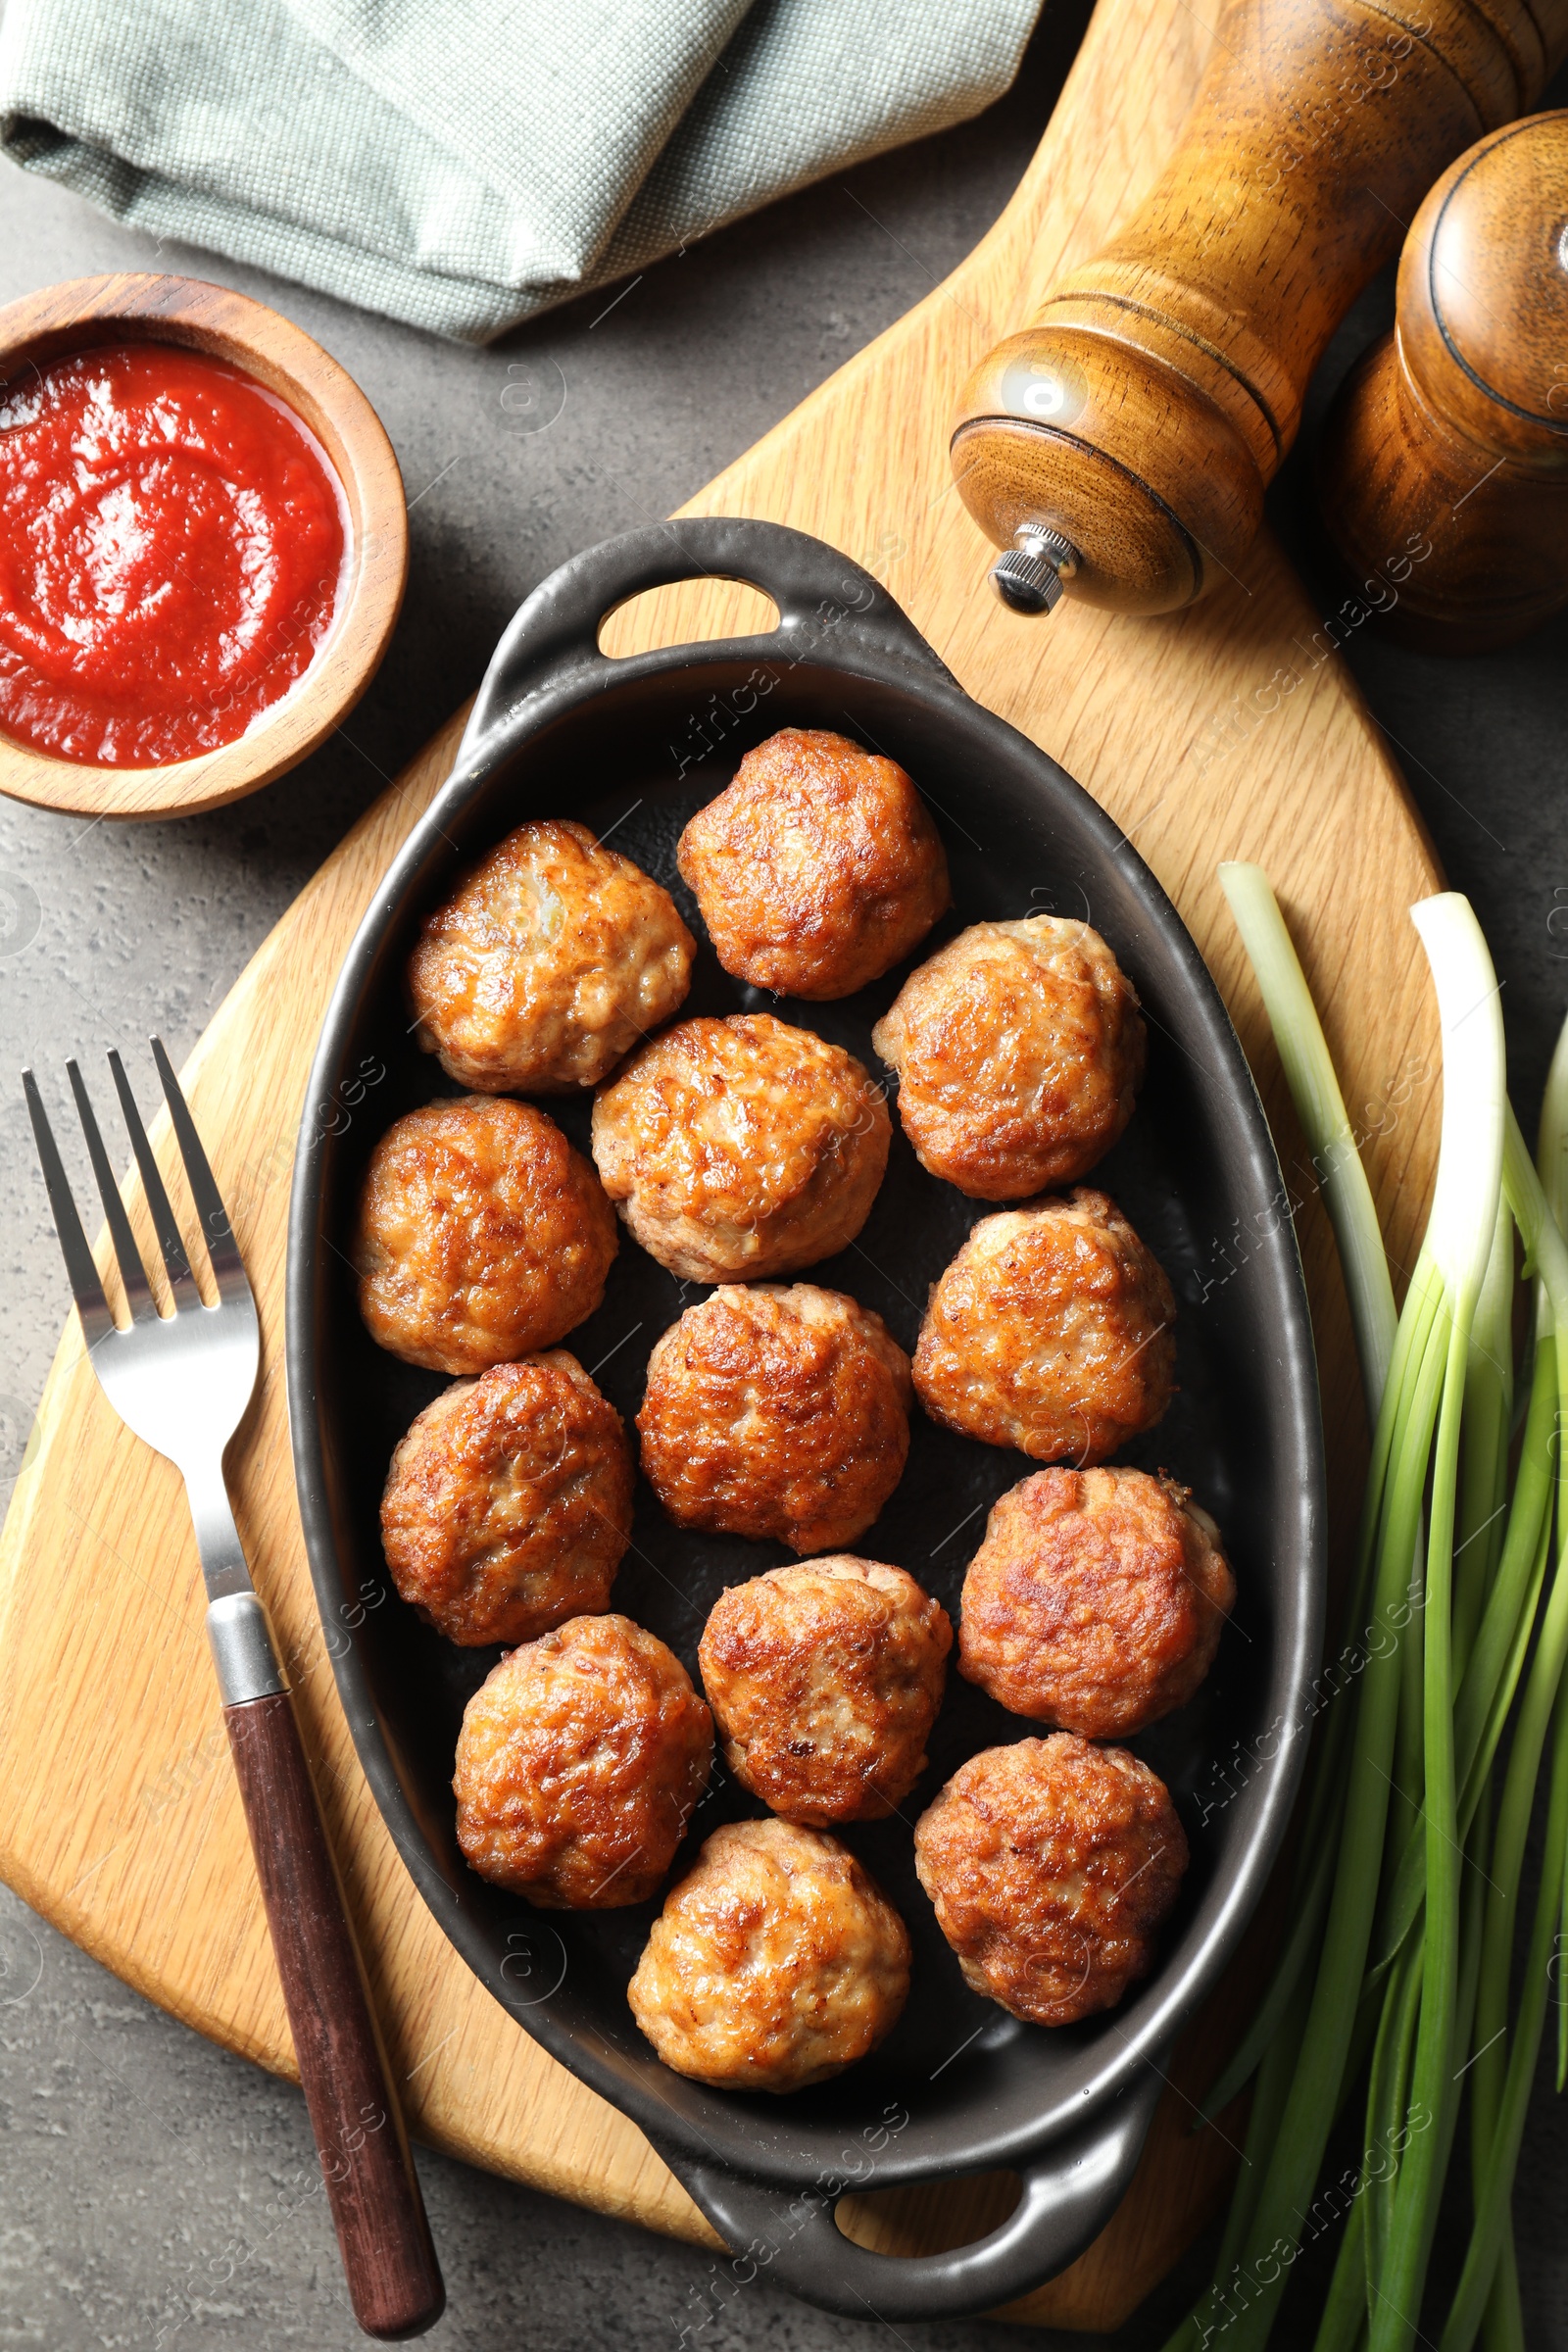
[24,1040,444,2341]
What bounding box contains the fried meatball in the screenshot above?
[699,1558,952,1824]
[912,1189,1175,1463]
[353,1096,617,1374]
[627,1819,910,2090]
[380,1354,634,1647]
[676,727,951,1000]
[871,916,1144,1199]
[913,1735,1188,2026]
[638,1285,911,1553]
[591,1013,891,1283]
[453,1615,712,1908]
[408,819,695,1093]
[958,1469,1234,1737]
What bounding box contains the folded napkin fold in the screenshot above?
[0,0,1042,342]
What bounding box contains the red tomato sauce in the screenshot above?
[0,342,347,767]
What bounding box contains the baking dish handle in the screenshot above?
[661,2065,1163,2325]
[456,516,959,770]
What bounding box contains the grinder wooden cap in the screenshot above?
[1396,109,1568,466]
[1315,110,1568,653]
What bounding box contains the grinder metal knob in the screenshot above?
[990,525,1081,615]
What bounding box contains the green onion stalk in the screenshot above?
[1161,870,1568,2352]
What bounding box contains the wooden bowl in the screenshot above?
[0,273,408,820]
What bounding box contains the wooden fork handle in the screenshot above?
[223,1690,445,2339]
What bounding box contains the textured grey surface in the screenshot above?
[1,12,1566,2348]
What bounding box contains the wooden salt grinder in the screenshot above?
[1315,111,1568,652]
[950,0,1568,618]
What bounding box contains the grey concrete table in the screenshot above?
[1,16,1565,2349]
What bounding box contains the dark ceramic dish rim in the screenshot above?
[286,517,1326,2321]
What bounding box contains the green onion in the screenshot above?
[1216,863,1397,1407]
[1374,900,1505,2352]
[1536,1018,1568,2102]
[1162,871,1566,2352]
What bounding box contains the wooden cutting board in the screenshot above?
[0,0,1447,2327]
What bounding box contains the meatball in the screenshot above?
[453,1615,712,1908]
[380,1353,635,1647]
[913,1735,1188,2027]
[676,727,951,1000]
[591,1013,890,1283]
[871,916,1144,1199]
[699,1558,952,1824]
[353,1095,617,1374]
[627,1819,910,2090]
[408,818,695,1093]
[958,1469,1234,1737]
[638,1285,911,1553]
[912,1189,1175,1462]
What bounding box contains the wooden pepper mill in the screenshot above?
[951,0,1568,618]
[1315,111,1568,652]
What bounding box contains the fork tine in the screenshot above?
[150,1036,251,1303]
[23,1069,116,1351]
[106,1049,202,1311]
[66,1059,158,1323]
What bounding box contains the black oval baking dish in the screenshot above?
[287,517,1325,2323]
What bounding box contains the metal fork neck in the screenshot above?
[180,1462,287,1705]
[182,1455,256,1603]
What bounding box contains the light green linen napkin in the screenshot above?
[0,0,1043,342]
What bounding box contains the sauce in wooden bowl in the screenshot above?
[0,341,347,767]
